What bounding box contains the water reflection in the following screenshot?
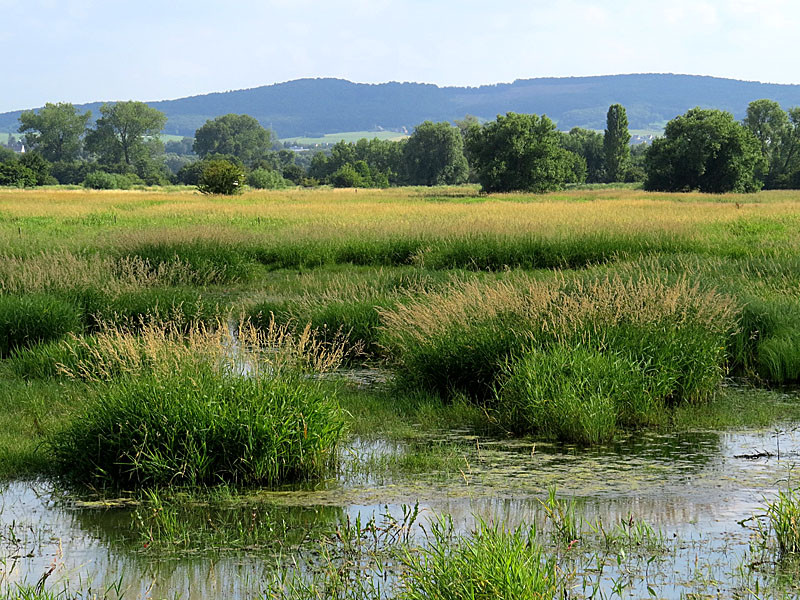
[0,424,798,598]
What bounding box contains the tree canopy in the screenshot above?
[18,102,91,162]
[193,114,276,165]
[561,127,605,183]
[465,112,576,193]
[85,101,167,166]
[403,121,469,186]
[743,99,800,189]
[644,107,762,193]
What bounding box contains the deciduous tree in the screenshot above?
[193,114,275,166]
[644,108,762,193]
[85,101,167,166]
[18,102,91,162]
[465,112,574,193]
[403,121,468,186]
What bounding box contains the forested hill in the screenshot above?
[3,74,800,138]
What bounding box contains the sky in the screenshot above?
[2,0,799,113]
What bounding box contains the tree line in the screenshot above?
[2,98,799,194]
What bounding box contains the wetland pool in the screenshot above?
[2,422,800,599]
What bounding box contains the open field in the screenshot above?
[1,186,800,598]
[280,130,409,145]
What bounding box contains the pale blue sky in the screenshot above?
[2,0,798,113]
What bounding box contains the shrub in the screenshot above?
[176,160,204,185]
[0,294,83,357]
[248,168,290,190]
[50,160,94,184]
[197,159,245,195]
[83,171,135,190]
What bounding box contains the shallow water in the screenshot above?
[2,420,800,598]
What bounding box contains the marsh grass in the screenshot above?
[497,346,649,444]
[46,319,348,487]
[0,294,83,358]
[398,517,560,600]
[381,274,735,404]
[765,486,800,557]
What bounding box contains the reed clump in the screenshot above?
[765,486,800,558]
[46,319,347,487]
[380,275,736,442]
[398,517,559,600]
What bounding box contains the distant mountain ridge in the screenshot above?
[3,74,800,139]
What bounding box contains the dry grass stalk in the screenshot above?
[56,317,345,382]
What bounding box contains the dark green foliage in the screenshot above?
[176,160,205,185]
[308,138,403,185]
[645,108,763,193]
[465,112,576,193]
[403,121,469,186]
[743,100,800,189]
[17,102,91,162]
[0,294,82,357]
[197,159,246,195]
[50,160,94,185]
[48,365,345,487]
[281,162,305,184]
[330,160,388,188]
[603,104,631,182]
[193,114,276,165]
[18,151,52,185]
[0,161,36,187]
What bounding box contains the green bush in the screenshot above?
[48,365,345,487]
[248,168,290,189]
[197,159,246,195]
[0,294,83,357]
[83,171,135,190]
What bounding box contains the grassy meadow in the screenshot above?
[3,185,800,598]
[1,185,800,480]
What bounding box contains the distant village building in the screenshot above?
[5,136,25,153]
